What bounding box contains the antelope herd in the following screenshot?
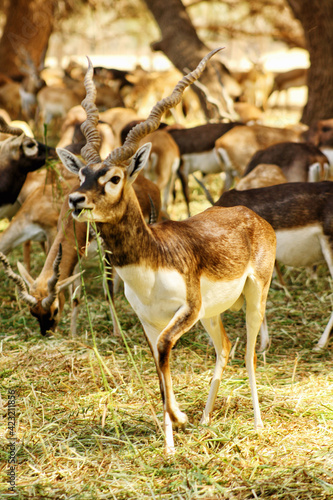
[0,48,333,454]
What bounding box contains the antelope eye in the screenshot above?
[53,307,59,317]
[110,176,121,184]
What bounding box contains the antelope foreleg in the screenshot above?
[157,303,199,425]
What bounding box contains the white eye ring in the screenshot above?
[79,170,85,184]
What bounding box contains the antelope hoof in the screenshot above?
[172,410,188,430]
[254,420,264,431]
[200,413,211,426]
[164,444,176,456]
[258,344,267,354]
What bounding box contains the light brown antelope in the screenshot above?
[57,49,276,454]
[99,107,140,148]
[0,81,22,119]
[36,85,85,129]
[58,118,115,159]
[232,64,273,109]
[123,66,202,124]
[0,181,65,258]
[233,101,263,124]
[236,164,288,191]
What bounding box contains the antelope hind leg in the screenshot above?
[200,315,231,425]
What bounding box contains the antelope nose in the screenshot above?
[69,192,86,209]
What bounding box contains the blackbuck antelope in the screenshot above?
[57,49,276,454]
[213,182,333,351]
[243,142,330,183]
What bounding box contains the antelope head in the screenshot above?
[0,245,80,336]
[57,48,222,223]
[0,116,39,159]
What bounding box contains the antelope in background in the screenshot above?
[243,142,330,183]
[195,181,333,352]
[268,68,308,108]
[57,49,276,454]
[0,116,55,207]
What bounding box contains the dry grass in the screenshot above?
[1,175,333,500]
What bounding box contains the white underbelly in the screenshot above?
[276,225,324,267]
[199,274,247,318]
[117,264,249,330]
[117,265,188,329]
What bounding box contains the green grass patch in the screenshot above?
[1,187,333,499]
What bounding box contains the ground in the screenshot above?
[0,176,332,499]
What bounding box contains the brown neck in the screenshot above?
[97,188,155,268]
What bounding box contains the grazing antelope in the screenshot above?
[57,49,276,454]
[0,173,162,336]
[0,181,65,258]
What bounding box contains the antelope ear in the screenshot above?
[57,271,84,292]
[127,142,152,184]
[17,261,34,287]
[56,148,85,175]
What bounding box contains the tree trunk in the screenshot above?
[0,0,56,81]
[287,0,333,126]
[144,0,240,120]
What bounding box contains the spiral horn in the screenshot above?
[41,244,62,311]
[0,252,37,307]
